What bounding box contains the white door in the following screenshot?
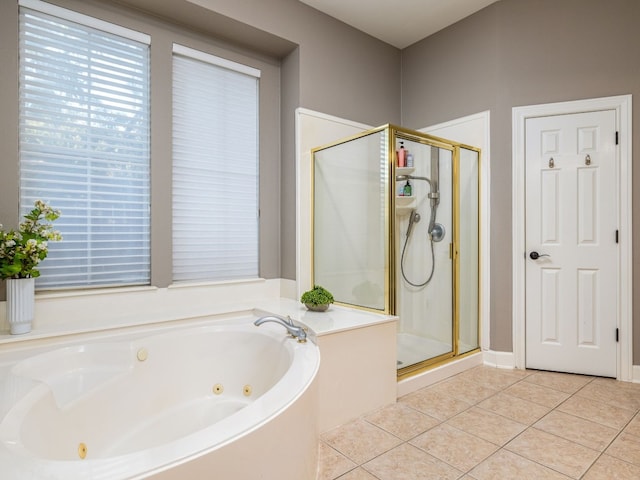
[525,110,618,377]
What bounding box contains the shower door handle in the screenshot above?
[529,251,550,260]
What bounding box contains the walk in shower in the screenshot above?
[312,125,480,378]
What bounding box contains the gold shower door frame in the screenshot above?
[311,124,481,380]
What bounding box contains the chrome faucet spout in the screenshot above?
[254,315,307,343]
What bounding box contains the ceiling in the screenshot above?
[299,0,500,49]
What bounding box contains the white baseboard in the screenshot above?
[483,350,516,369]
[483,351,638,381]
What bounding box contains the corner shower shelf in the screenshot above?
[395,167,416,214]
[396,166,415,176]
[395,195,415,214]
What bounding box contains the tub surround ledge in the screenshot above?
[0,279,283,345]
[256,299,398,432]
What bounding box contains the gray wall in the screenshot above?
[10,0,634,360]
[107,0,402,281]
[0,0,400,292]
[402,0,640,358]
[161,0,402,126]
[172,0,402,279]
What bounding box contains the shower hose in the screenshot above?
[400,232,436,288]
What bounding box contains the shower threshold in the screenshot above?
[397,332,451,370]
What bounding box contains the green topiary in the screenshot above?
[300,285,334,307]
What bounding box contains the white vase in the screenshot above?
[6,278,35,335]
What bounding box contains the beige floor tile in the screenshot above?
[399,388,472,421]
[426,376,498,405]
[321,418,402,464]
[409,423,499,472]
[446,406,527,446]
[504,379,570,408]
[457,366,527,390]
[582,453,640,480]
[362,443,463,480]
[524,371,593,394]
[506,427,600,478]
[318,368,640,480]
[478,391,551,425]
[557,394,635,429]
[469,449,572,480]
[365,402,440,441]
[577,380,640,411]
[606,432,640,466]
[336,467,379,480]
[534,410,618,451]
[317,442,358,480]
[590,376,640,394]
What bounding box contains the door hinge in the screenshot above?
[616,229,619,243]
[616,131,619,145]
[616,328,619,342]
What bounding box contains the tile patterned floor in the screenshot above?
[317,366,640,479]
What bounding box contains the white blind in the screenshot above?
[172,46,259,282]
[19,5,151,289]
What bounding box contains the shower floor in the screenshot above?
[396,333,451,369]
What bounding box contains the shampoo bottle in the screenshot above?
[397,142,406,167]
[403,180,412,197]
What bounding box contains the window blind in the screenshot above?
[172,45,259,282]
[19,3,151,289]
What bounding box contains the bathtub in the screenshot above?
[0,315,320,479]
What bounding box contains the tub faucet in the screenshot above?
[254,315,307,343]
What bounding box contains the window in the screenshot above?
[19,0,151,289]
[172,45,260,282]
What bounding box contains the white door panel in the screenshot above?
[525,110,617,377]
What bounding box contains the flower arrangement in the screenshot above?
[0,200,62,280]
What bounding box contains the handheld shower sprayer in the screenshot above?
[406,209,420,238]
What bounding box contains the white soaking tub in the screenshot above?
[0,315,320,479]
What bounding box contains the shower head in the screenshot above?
[395,174,432,186]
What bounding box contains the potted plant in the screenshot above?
[1,200,61,334]
[300,285,334,312]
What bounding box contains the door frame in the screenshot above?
[512,95,633,381]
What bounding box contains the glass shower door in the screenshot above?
[313,129,389,312]
[395,139,454,370]
[458,147,480,354]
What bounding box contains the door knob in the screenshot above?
[529,251,550,260]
